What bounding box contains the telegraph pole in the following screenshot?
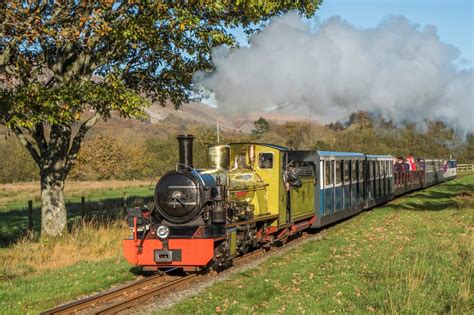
[216,115,220,143]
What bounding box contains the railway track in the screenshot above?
[41,249,266,315]
[41,271,197,315]
[41,227,327,314]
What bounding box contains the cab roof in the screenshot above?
[228,143,289,151]
[366,154,394,159]
[317,151,365,158]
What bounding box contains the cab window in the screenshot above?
[259,153,273,169]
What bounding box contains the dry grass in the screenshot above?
[0,219,129,280]
[0,179,151,194]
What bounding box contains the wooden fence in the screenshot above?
[24,194,154,233]
[457,164,474,172]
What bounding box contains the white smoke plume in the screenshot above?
[195,13,473,133]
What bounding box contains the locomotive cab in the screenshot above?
[123,137,292,272]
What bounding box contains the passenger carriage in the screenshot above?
[365,155,394,207]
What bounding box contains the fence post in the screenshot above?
[81,196,86,219]
[123,192,128,217]
[28,200,33,232]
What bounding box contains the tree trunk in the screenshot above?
[40,174,67,236]
[13,117,101,237]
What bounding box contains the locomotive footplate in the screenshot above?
[154,249,182,263]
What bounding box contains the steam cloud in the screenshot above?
[195,13,473,133]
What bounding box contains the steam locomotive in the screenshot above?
[123,135,457,273]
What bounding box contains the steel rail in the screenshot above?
[40,273,165,315]
[95,274,197,314]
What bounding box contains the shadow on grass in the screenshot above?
[0,195,154,248]
[386,179,474,212]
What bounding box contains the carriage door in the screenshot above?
[324,160,334,215]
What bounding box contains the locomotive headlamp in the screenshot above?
[157,225,170,239]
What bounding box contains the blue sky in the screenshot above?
[234,0,473,69]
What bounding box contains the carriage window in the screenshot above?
[359,161,363,181]
[352,160,357,182]
[362,161,366,181]
[344,161,350,183]
[377,161,380,178]
[259,153,273,169]
[336,160,342,184]
[325,160,333,185]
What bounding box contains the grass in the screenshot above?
[0,219,136,314]
[0,179,154,211]
[0,180,155,246]
[162,174,474,314]
[0,257,134,314]
[0,175,471,314]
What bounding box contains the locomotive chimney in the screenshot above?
[177,134,194,168]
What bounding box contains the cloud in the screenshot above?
[195,13,473,133]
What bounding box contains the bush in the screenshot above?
[69,134,149,180]
[0,136,39,183]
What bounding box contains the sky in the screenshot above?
[232,0,473,69]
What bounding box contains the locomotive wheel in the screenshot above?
[262,243,271,252]
[275,236,288,247]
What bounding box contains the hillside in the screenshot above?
[92,101,314,136]
[0,101,314,137]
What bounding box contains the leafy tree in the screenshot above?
[251,117,270,138]
[192,126,217,167]
[68,134,148,180]
[458,133,474,163]
[0,1,319,236]
[145,136,179,178]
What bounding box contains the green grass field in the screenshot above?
[163,174,473,314]
[0,174,472,314]
[0,180,154,212]
[0,220,136,314]
[0,180,154,246]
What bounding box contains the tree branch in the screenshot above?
[32,122,48,155]
[13,127,42,167]
[64,113,101,172]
